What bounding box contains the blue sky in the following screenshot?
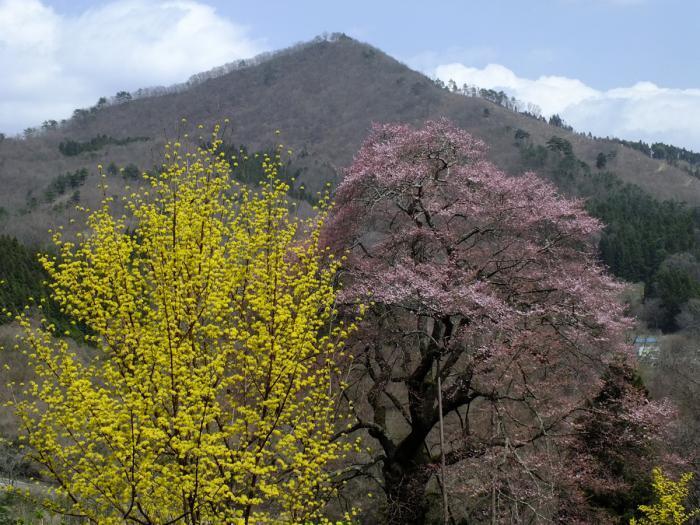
[2,0,700,148]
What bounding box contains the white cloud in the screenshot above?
[0,0,265,134]
[433,62,700,151]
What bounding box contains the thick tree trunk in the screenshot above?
[383,459,433,525]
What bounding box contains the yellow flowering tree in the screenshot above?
[6,125,357,524]
[631,468,699,525]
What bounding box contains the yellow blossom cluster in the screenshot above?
[5,124,359,524]
[631,468,699,525]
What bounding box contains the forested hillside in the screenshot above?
[1,34,700,243]
[3,36,700,331]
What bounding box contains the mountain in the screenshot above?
[1,33,700,245]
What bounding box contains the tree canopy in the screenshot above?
[7,125,357,524]
[325,119,670,524]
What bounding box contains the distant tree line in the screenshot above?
[436,79,545,118]
[211,142,320,205]
[43,168,88,203]
[0,236,46,316]
[105,161,141,180]
[516,131,700,331]
[58,135,149,156]
[436,78,582,131]
[613,138,700,165]
[547,113,574,131]
[21,168,89,214]
[588,177,696,286]
[612,138,700,178]
[0,236,79,335]
[438,78,700,178]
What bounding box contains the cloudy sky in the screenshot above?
[2,0,699,149]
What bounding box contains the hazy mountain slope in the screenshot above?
[1,34,699,244]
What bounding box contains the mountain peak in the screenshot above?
[3,35,700,245]
[128,33,378,101]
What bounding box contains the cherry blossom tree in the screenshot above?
[325,119,669,524]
